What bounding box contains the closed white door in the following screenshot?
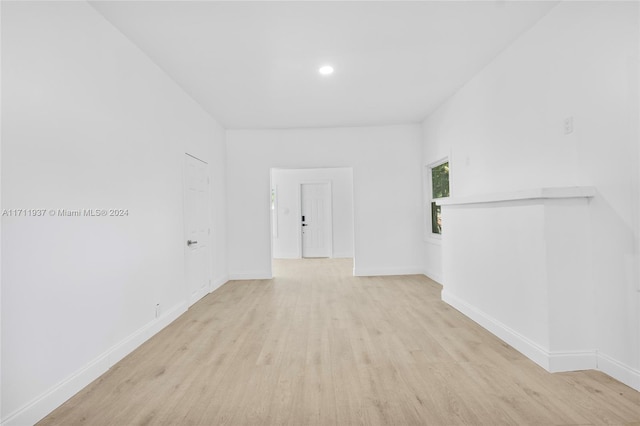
[184,154,210,306]
[301,183,332,258]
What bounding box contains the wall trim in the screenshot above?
[423,269,442,284]
[272,252,300,259]
[442,290,552,370]
[442,290,604,375]
[597,352,640,391]
[2,301,187,426]
[211,275,229,292]
[228,271,273,280]
[437,186,596,207]
[548,350,597,373]
[272,255,355,260]
[354,266,425,277]
[108,302,187,368]
[332,252,353,259]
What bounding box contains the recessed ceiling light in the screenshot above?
[319,65,334,75]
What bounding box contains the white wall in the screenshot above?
[422,1,639,389]
[442,194,595,373]
[1,2,227,424]
[227,125,423,278]
[271,168,354,259]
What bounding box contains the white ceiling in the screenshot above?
[91,1,558,130]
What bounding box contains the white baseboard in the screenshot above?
[423,269,442,284]
[211,275,229,292]
[108,302,186,368]
[228,271,273,280]
[332,252,353,258]
[272,252,299,259]
[442,290,552,370]
[597,352,640,391]
[548,350,597,373]
[273,253,353,259]
[2,350,111,426]
[2,302,187,426]
[354,266,426,277]
[442,290,599,373]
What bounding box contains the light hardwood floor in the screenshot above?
[41,258,640,425]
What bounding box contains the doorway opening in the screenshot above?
[269,167,355,275]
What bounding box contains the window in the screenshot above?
[428,160,449,235]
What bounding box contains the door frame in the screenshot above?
[182,152,212,307]
[297,180,333,258]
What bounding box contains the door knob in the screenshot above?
[187,240,198,246]
[302,224,308,227]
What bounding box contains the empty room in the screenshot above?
[2,1,640,425]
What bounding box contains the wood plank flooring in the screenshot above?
[41,258,640,425]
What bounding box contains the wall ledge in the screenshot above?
[437,186,596,206]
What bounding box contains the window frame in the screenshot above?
[271,185,278,238]
[424,157,450,242]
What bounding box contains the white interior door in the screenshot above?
[301,183,332,258]
[184,154,210,306]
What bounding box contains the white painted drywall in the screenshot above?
[422,1,639,388]
[227,125,424,278]
[443,201,550,347]
[271,168,354,259]
[1,2,227,424]
[442,195,595,372]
